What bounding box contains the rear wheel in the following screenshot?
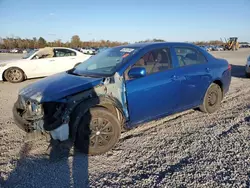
[4,67,25,83]
[75,107,121,155]
[199,83,222,113]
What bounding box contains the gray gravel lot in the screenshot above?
[0,49,250,188]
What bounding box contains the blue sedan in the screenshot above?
[13,42,231,155]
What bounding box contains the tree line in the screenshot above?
[0,35,129,49]
[193,40,224,46]
[0,35,226,49]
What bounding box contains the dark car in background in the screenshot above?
[13,42,231,155]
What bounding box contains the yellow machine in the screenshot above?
[222,37,239,51]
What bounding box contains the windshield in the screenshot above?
[22,49,38,59]
[73,46,139,76]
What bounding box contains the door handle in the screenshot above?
[70,58,76,60]
[49,59,55,62]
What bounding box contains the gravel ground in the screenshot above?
[0,49,250,188]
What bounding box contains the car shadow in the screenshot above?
[231,64,248,78]
[2,141,90,188]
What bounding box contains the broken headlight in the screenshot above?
[26,100,43,117]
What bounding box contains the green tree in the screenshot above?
[152,39,165,42]
[54,39,62,47]
[4,38,15,49]
[33,37,37,48]
[65,42,71,48]
[37,37,47,48]
[0,37,4,49]
[71,35,81,47]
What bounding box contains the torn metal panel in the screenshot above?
[63,74,129,120]
[50,123,69,141]
[100,73,129,119]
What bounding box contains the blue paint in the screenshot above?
[19,42,231,128]
[128,67,146,79]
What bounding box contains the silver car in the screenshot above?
[246,55,250,78]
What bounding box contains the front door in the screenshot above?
[125,47,182,127]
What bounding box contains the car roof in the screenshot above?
[52,47,76,50]
[39,47,75,50]
[38,47,79,52]
[115,42,198,50]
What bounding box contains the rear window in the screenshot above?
[174,47,207,67]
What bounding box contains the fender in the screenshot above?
[68,95,126,142]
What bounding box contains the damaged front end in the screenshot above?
[13,72,129,144]
[13,96,69,141]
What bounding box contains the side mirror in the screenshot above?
[128,67,146,79]
[32,55,39,59]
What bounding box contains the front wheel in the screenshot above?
[4,67,25,83]
[75,107,121,155]
[199,83,222,113]
[246,72,250,78]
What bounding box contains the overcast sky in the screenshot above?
[0,0,249,42]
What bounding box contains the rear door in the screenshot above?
[125,47,182,126]
[52,48,79,73]
[172,46,212,110]
[29,56,56,77]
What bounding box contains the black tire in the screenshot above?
[199,83,222,113]
[246,72,250,78]
[75,107,121,155]
[4,67,25,83]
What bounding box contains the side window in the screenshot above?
[32,48,54,59]
[54,49,76,57]
[174,47,207,67]
[129,48,172,76]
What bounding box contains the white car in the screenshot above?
[80,48,96,55]
[10,49,19,53]
[216,46,224,51]
[0,47,91,83]
[246,55,250,78]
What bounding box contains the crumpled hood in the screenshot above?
[19,72,104,103]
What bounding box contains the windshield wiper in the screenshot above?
[67,69,99,77]
[66,68,81,76]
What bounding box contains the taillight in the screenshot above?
[228,64,232,70]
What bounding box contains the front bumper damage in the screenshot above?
[12,96,70,142]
